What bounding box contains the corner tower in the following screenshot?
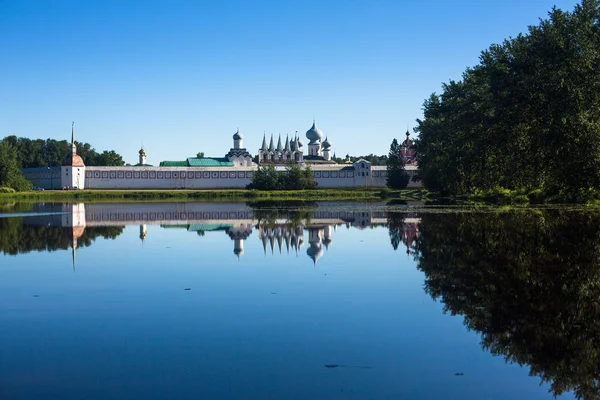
[61,122,86,189]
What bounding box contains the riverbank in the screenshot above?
[0,188,430,202]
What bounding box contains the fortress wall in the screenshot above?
[23,165,421,190]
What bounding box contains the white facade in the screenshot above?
[61,165,85,189]
[80,164,420,189]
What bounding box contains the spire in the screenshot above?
[261,134,268,151]
[72,246,76,272]
[268,134,275,152]
[284,134,291,152]
[71,121,76,153]
[276,134,283,152]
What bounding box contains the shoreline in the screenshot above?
[0,188,430,202]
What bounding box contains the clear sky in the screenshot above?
[0,0,580,165]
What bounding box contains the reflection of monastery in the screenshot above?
[32,202,420,267]
[22,122,420,190]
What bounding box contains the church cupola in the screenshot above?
[139,147,147,165]
[233,128,243,149]
[306,120,322,157]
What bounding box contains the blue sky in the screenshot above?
[0,0,580,164]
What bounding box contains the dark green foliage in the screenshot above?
[0,140,32,191]
[386,138,409,189]
[415,210,600,399]
[247,165,280,190]
[247,163,317,190]
[415,0,600,200]
[2,135,125,167]
[332,154,388,165]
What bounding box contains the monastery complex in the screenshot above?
[22,121,420,190]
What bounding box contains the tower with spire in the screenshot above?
[61,122,86,189]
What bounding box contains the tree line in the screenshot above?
[0,135,125,191]
[415,0,600,200]
[2,135,125,168]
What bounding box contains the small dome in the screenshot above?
[139,148,146,155]
[306,120,323,142]
[322,137,331,149]
[233,129,243,140]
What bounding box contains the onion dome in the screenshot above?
[403,130,413,146]
[322,137,331,149]
[233,129,243,140]
[307,243,324,265]
[306,120,323,142]
[139,147,146,156]
[296,136,304,148]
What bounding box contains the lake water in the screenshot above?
[1,201,597,399]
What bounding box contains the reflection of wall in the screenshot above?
[30,202,421,265]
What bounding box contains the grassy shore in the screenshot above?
[0,188,430,202]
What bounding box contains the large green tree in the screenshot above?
[386,138,409,189]
[0,139,32,191]
[415,0,600,200]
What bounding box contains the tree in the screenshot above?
[414,0,600,200]
[247,165,280,190]
[386,138,409,189]
[0,140,32,191]
[247,163,317,190]
[196,152,204,158]
[97,150,125,166]
[282,163,317,190]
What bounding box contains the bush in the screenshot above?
[247,163,317,191]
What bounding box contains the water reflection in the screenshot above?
[3,202,420,267]
[414,210,600,399]
[5,202,595,398]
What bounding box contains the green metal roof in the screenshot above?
[159,160,188,167]
[187,157,234,167]
[187,223,233,232]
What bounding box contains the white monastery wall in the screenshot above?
[23,165,421,190]
[81,165,420,189]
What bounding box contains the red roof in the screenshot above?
[62,153,85,167]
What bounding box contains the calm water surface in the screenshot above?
[1,201,596,399]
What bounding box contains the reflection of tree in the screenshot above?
[0,219,124,255]
[415,211,600,400]
[387,212,406,251]
[248,200,315,229]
